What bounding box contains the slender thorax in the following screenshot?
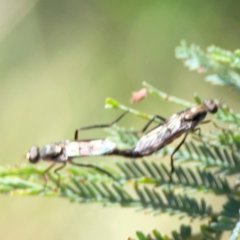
[165,99,219,182]
[183,99,218,126]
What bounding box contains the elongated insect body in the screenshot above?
[26,112,131,181]
[27,139,117,163]
[66,139,117,157]
[27,99,218,162]
[26,99,219,182]
[131,99,218,156]
[26,139,119,181]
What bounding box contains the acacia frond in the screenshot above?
[129,224,219,240]
[103,75,240,238]
[0,164,216,220]
[210,197,240,231]
[229,215,240,240]
[116,161,232,195]
[162,141,240,176]
[175,41,240,91]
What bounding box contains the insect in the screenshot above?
[27,139,118,180]
[114,99,219,182]
[26,99,218,185]
[26,112,129,183]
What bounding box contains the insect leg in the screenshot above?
[200,119,230,136]
[119,114,167,136]
[201,120,211,125]
[68,159,117,180]
[74,112,128,140]
[194,120,227,142]
[141,115,166,133]
[192,127,208,146]
[200,119,224,129]
[41,163,56,190]
[194,127,202,139]
[54,162,67,189]
[212,122,230,133]
[170,132,189,182]
[200,119,227,130]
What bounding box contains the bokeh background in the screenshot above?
[0,0,240,239]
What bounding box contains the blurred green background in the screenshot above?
[0,0,240,239]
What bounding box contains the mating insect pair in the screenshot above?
[26,99,218,184]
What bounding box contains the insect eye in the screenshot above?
[27,146,40,163]
[204,99,218,114]
[209,105,218,114]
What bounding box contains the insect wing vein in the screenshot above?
[134,114,190,154]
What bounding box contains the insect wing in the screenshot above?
[134,114,191,154]
[65,139,117,157]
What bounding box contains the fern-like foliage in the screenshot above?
[176,41,240,92]
[130,224,220,240]
[229,214,240,240]
[1,41,240,240]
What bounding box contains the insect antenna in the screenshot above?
[140,115,166,133]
